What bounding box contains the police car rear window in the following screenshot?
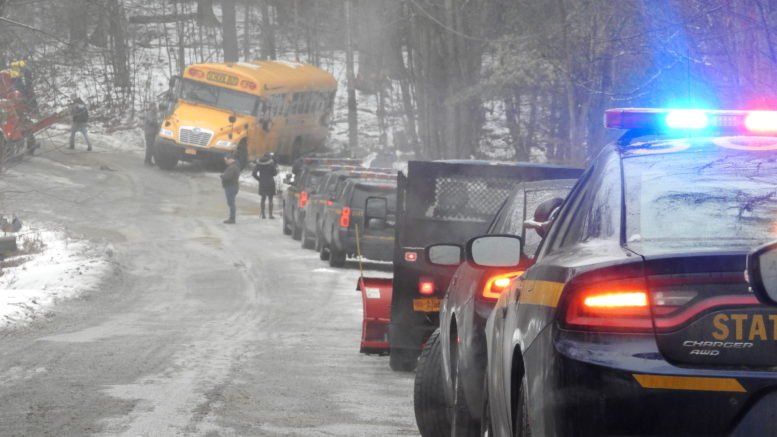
[623,138,777,254]
[351,186,397,212]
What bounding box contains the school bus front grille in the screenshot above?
[179,127,213,147]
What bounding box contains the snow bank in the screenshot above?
[0,229,112,329]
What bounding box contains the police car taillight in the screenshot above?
[604,108,777,134]
[563,282,653,332]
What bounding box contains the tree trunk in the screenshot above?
[261,0,277,60]
[221,0,239,62]
[243,1,251,60]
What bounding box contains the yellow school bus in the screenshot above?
[154,60,337,169]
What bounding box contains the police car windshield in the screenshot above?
[180,79,258,115]
[623,137,777,254]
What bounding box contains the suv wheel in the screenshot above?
[319,244,330,261]
[414,329,450,437]
[301,225,315,249]
[329,246,346,267]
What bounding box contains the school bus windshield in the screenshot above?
[181,79,258,115]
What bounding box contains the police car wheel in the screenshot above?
[513,374,531,437]
[413,329,450,437]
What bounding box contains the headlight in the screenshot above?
[159,129,174,138]
[216,140,235,148]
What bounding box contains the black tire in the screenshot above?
[514,374,531,437]
[282,204,292,235]
[236,141,248,170]
[451,354,480,436]
[414,329,451,437]
[479,374,493,437]
[314,220,324,252]
[319,244,330,261]
[156,146,178,170]
[328,246,346,267]
[292,221,302,240]
[301,225,315,249]
[390,346,419,372]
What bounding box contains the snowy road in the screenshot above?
[0,135,416,436]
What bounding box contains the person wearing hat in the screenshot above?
[69,95,91,151]
[221,156,241,224]
[252,152,278,219]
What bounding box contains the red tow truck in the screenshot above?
[0,67,65,164]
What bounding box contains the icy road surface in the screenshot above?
[0,136,416,436]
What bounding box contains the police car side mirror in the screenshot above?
[526,197,565,238]
[426,244,463,266]
[466,235,523,268]
[746,241,777,305]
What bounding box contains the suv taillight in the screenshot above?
[482,272,523,300]
[298,191,309,208]
[340,207,351,228]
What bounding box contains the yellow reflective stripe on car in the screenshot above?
[633,374,746,393]
[518,280,565,308]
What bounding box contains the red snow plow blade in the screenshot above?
[357,276,393,354]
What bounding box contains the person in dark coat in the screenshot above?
[221,157,240,224]
[69,96,91,151]
[252,152,278,219]
[143,103,160,166]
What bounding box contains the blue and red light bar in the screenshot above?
[605,108,777,134]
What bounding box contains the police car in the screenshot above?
[481,109,777,436]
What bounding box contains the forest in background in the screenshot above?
[2,0,777,165]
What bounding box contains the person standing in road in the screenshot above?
[252,152,278,219]
[143,103,160,166]
[69,96,92,151]
[221,157,240,224]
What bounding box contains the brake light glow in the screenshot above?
[482,272,523,300]
[298,191,308,208]
[326,200,333,206]
[419,277,435,296]
[584,292,648,308]
[405,251,417,262]
[564,286,652,331]
[339,207,351,228]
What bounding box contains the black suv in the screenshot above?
[300,169,394,250]
[319,178,397,267]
